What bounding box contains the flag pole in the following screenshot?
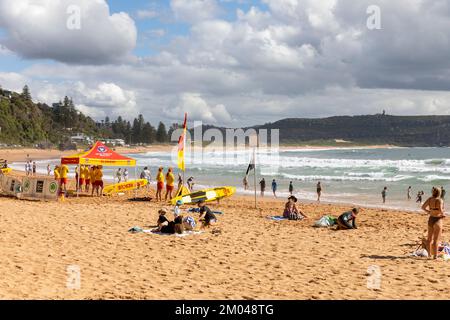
[253,146,257,209]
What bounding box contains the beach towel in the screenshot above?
[128,226,143,233]
[144,229,203,237]
[187,208,224,215]
[313,215,337,228]
[267,216,287,221]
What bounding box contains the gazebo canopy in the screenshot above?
[61,141,136,167]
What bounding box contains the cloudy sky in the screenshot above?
[0,0,450,127]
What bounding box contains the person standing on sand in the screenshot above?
[32,162,36,176]
[272,179,277,198]
[382,186,387,204]
[165,167,175,201]
[115,168,122,183]
[422,187,446,259]
[156,167,165,202]
[53,165,60,182]
[316,182,322,202]
[123,168,129,182]
[84,165,91,193]
[441,186,446,200]
[407,186,412,200]
[243,176,249,190]
[59,164,69,192]
[289,181,294,195]
[259,178,266,197]
[94,165,104,196]
[47,164,51,176]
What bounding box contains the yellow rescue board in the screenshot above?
[103,179,148,195]
[170,186,236,205]
[1,168,12,174]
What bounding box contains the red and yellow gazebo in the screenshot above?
[61,141,136,167]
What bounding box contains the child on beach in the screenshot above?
[173,200,183,219]
[336,208,360,230]
[283,196,307,220]
[156,167,165,202]
[198,201,217,227]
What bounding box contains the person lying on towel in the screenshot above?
[336,208,360,230]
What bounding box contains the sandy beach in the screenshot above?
[0,175,449,299]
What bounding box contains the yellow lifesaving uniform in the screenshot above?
[60,165,69,183]
[54,167,60,180]
[166,172,175,187]
[95,167,103,187]
[90,167,96,185]
[156,171,165,190]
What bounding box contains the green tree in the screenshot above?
[21,85,31,100]
[156,121,168,143]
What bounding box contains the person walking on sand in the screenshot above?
[422,187,446,259]
[407,186,412,200]
[156,167,165,202]
[123,168,129,182]
[382,186,387,204]
[289,181,294,195]
[316,182,322,202]
[259,178,266,197]
[165,167,175,201]
[243,176,249,190]
[32,161,37,176]
[272,179,278,198]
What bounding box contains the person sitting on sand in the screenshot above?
[336,208,360,230]
[183,215,196,231]
[283,196,307,220]
[198,201,217,227]
[156,209,184,234]
[422,187,446,259]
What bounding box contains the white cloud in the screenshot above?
[0,0,137,64]
[136,9,158,19]
[170,0,221,23]
[165,93,232,124]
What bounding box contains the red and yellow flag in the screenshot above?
[177,113,187,171]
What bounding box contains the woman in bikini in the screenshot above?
[422,187,446,259]
[283,196,308,220]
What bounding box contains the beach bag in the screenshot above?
[314,215,336,227]
[183,216,196,229]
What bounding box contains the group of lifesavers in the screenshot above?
[155,166,177,202]
[53,164,104,196]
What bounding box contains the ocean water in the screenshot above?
[11,147,450,211]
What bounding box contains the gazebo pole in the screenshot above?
[134,165,138,198]
[77,163,80,198]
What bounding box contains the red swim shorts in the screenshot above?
[60,178,68,185]
[166,185,174,192]
[157,181,164,190]
[79,178,85,185]
[85,179,90,185]
[95,180,104,188]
